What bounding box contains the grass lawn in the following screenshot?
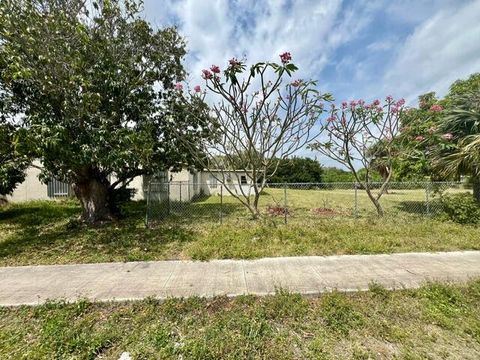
[0,188,479,266]
[1,280,480,359]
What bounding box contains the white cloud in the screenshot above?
[143,0,378,85]
[141,0,480,167]
[382,0,480,103]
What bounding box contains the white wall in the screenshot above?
[7,160,50,202]
[202,171,253,197]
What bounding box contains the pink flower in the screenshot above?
[391,107,399,113]
[373,99,380,106]
[327,116,336,122]
[229,58,240,67]
[415,135,425,141]
[396,98,405,107]
[442,133,454,141]
[291,79,303,87]
[280,52,292,64]
[350,100,357,108]
[175,83,183,91]
[341,101,348,109]
[202,69,213,79]
[430,104,443,112]
[358,99,365,106]
[210,65,221,74]
[194,85,201,93]
[386,95,393,102]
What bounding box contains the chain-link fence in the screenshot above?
[145,181,467,226]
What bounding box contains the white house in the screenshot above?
[4,163,254,203]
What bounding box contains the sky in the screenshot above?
[143,0,480,104]
[142,0,480,166]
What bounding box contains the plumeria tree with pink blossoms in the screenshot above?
[310,96,405,216]
[176,53,333,218]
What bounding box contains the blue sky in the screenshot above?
[143,0,480,105]
[142,0,480,167]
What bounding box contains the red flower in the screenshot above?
[430,104,443,112]
[396,98,405,107]
[175,83,183,91]
[194,85,201,93]
[279,52,292,64]
[386,95,393,102]
[210,65,221,74]
[202,69,213,79]
[373,99,380,106]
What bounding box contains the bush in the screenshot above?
[440,193,480,224]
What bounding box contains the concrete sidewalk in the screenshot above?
[1,251,480,306]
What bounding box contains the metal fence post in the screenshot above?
[354,182,358,218]
[179,182,182,203]
[426,182,431,217]
[284,182,288,224]
[145,180,152,227]
[220,185,223,224]
[167,182,171,216]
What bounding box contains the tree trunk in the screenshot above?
[365,188,384,216]
[473,176,480,204]
[73,177,113,223]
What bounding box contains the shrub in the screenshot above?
[440,193,480,224]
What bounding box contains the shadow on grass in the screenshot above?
[0,201,79,226]
[0,200,196,264]
[395,200,443,216]
[148,201,243,224]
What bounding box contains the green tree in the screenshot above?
[0,0,211,222]
[322,167,355,182]
[395,92,445,180]
[0,123,28,196]
[435,78,480,202]
[268,157,323,184]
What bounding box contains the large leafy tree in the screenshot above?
[395,92,446,180]
[0,0,210,222]
[0,123,29,196]
[267,157,323,184]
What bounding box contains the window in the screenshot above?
[240,175,247,185]
[209,175,217,188]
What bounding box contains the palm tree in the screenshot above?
[435,92,480,202]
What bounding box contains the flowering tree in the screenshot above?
[310,97,405,216]
[176,53,332,218]
[395,92,450,180]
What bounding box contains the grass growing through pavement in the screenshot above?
[0,198,479,266]
[1,280,480,359]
